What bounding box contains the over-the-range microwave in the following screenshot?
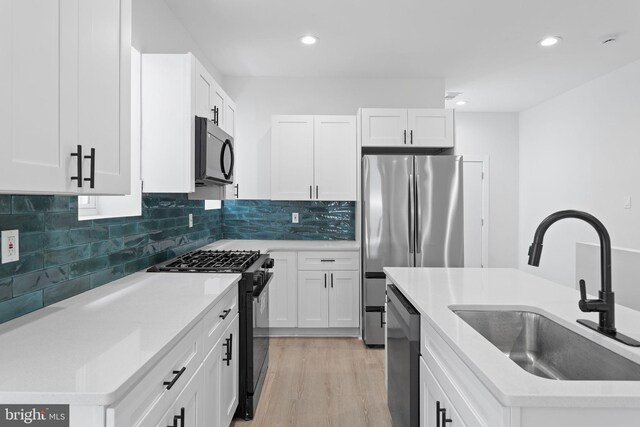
[194,116,234,186]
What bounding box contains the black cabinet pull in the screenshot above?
[436,401,452,426]
[163,367,186,390]
[219,309,231,319]
[234,183,239,198]
[331,273,334,288]
[316,185,319,199]
[403,129,407,144]
[410,130,413,145]
[167,407,185,427]
[70,145,83,187]
[84,147,95,188]
[222,333,233,366]
[380,310,386,328]
[309,185,312,199]
[211,106,219,125]
[320,259,335,262]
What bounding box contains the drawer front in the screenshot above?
[108,321,203,427]
[421,318,508,427]
[202,284,238,357]
[297,251,359,271]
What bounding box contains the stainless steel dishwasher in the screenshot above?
[386,284,421,427]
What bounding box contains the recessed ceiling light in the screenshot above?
[456,100,467,106]
[539,36,561,47]
[301,35,318,45]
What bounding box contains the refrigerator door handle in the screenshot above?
[415,174,421,254]
[409,173,415,254]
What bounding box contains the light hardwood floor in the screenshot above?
[231,337,392,427]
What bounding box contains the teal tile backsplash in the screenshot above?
[0,195,356,324]
[223,200,355,240]
[0,193,222,324]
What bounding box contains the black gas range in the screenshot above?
[148,249,273,420]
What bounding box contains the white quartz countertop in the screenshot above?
[204,239,359,252]
[384,267,640,408]
[0,271,240,405]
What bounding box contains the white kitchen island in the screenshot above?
[384,267,640,427]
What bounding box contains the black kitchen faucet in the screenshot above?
[527,209,640,347]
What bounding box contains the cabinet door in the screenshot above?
[202,336,223,427]
[156,364,203,427]
[77,0,131,195]
[211,81,226,128]
[297,271,329,328]
[223,96,236,138]
[421,356,467,427]
[361,109,408,147]
[194,59,214,120]
[269,252,298,328]
[0,0,70,194]
[220,315,239,427]
[408,109,454,148]
[314,116,357,201]
[328,271,360,328]
[271,116,314,200]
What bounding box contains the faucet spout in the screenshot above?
[527,210,612,293]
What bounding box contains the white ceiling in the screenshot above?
[165,0,640,112]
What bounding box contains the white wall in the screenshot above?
[132,0,223,82]
[455,113,520,268]
[223,76,445,199]
[519,59,640,287]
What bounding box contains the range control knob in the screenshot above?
[264,258,274,269]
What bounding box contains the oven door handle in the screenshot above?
[253,273,274,299]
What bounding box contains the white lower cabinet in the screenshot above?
[106,284,239,427]
[157,365,203,427]
[420,356,467,427]
[203,314,239,427]
[269,252,298,328]
[297,270,359,328]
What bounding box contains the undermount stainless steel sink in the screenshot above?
[452,309,640,381]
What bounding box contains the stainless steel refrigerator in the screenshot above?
[362,155,464,346]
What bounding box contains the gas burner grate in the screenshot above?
[155,250,261,273]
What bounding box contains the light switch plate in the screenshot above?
[292,213,299,224]
[1,229,19,264]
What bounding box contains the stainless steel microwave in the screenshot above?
[195,116,234,186]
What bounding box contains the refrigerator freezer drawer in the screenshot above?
[364,307,385,346]
[364,277,387,307]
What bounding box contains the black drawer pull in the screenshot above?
[167,407,185,427]
[70,145,83,187]
[331,273,334,288]
[380,310,386,328]
[219,309,231,319]
[320,259,336,262]
[163,367,186,390]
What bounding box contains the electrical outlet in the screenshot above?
[189,214,194,228]
[1,229,19,264]
[292,213,299,224]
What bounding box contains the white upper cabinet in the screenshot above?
[408,109,454,147]
[0,0,131,195]
[271,115,357,201]
[361,108,454,148]
[314,116,357,201]
[141,53,236,195]
[223,96,236,138]
[211,81,226,128]
[361,109,408,147]
[271,116,315,200]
